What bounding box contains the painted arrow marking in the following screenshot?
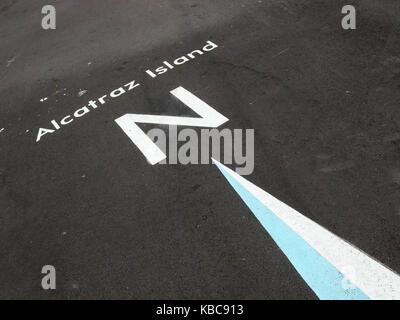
[212,158,400,300]
[115,87,229,165]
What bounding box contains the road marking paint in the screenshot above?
[35,40,220,144]
[36,79,141,142]
[78,89,88,97]
[145,41,218,78]
[272,47,289,58]
[212,158,400,300]
[6,55,17,67]
[115,87,229,165]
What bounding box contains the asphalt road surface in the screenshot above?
[1,0,400,300]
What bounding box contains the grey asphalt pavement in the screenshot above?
[1,0,400,299]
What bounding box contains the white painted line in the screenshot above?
[6,55,17,67]
[272,47,289,58]
[78,89,88,97]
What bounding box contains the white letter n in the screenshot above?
[115,87,229,165]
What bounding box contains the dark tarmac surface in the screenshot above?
[1,0,400,299]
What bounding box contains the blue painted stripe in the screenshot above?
[215,162,369,300]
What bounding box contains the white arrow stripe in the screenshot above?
[212,159,400,300]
